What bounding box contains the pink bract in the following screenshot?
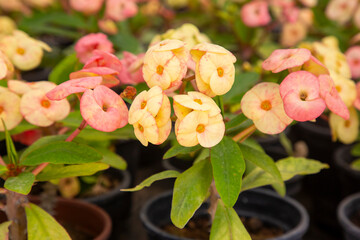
[46,77,103,100]
[241,0,271,27]
[262,48,311,73]
[84,50,122,74]
[69,0,104,15]
[80,85,128,132]
[280,71,326,121]
[70,67,120,87]
[118,51,145,85]
[318,74,349,120]
[105,0,138,22]
[74,33,114,64]
[345,46,360,79]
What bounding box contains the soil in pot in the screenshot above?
[337,192,360,240]
[141,189,309,240]
[350,210,360,228]
[162,214,284,240]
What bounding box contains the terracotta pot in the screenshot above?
[0,197,112,240]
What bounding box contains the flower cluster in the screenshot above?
[242,47,348,134]
[0,80,70,131]
[326,0,360,28]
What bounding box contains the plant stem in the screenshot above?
[232,124,256,142]
[5,191,28,240]
[208,181,219,223]
[32,120,88,176]
[183,75,195,82]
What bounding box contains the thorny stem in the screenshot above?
[232,124,256,142]
[179,81,187,94]
[208,181,219,224]
[32,120,88,176]
[183,75,195,82]
[5,191,28,240]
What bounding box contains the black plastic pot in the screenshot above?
[22,68,52,82]
[334,145,360,196]
[114,140,142,182]
[140,189,309,240]
[82,168,131,239]
[337,192,360,240]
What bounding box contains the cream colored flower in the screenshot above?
[280,21,307,47]
[0,88,22,131]
[330,70,357,107]
[190,43,236,97]
[326,0,358,25]
[329,107,358,144]
[143,39,188,91]
[0,16,16,35]
[128,86,171,146]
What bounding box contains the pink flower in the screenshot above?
[46,77,103,100]
[240,1,271,27]
[280,71,326,121]
[289,55,329,76]
[345,46,360,79]
[241,82,293,134]
[69,0,104,15]
[282,5,300,23]
[80,85,128,132]
[105,0,138,22]
[262,48,311,73]
[84,50,122,74]
[318,74,349,120]
[74,33,114,64]
[70,67,120,87]
[20,84,70,127]
[118,51,145,85]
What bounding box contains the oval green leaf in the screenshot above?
[4,172,35,195]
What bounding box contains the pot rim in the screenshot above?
[295,121,331,137]
[337,192,360,236]
[334,144,360,178]
[83,169,131,202]
[29,196,112,240]
[140,188,309,240]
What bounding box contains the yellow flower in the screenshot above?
[173,91,224,148]
[142,39,188,91]
[190,43,236,97]
[330,70,356,107]
[329,107,359,144]
[0,16,16,35]
[129,86,171,146]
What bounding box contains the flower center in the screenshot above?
[353,59,360,65]
[141,101,147,109]
[217,67,224,77]
[41,99,51,108]
[139,124,144,133]
[16,47,25,55]
[0,106,3,114]
[194,99,202,105]
[336,85,342,93]
[260,100,272,111]
[102,104,109,112]
[196,124,205,133]
[156,65,164,75]
[299,91,308,101]
[344,120,351,128]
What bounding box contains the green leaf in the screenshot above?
[223,72,259,104]
[2,119,18,165]
[5,172,35,195]
[239,143,285,195]
[25,203,71,240]
[122,170,179,192]
[97,148,127,170]
[0,121,37,141]
[21,141,102,166]
[0,165,8,176]
[351,143,360,157]
[242,157,329,191]
[211,137,245,207]
[171,159,213,228]
[163,142,202,159]
[0,221,11,240]
[36,163,109,181]
[20,135,67,160]
[225,114,247,130]
[49,53,81,84]
[110,32,142,53]
[194,148,210,164]
[279,133,293,156]
[351,159,360,171]
[210,200,251,240]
